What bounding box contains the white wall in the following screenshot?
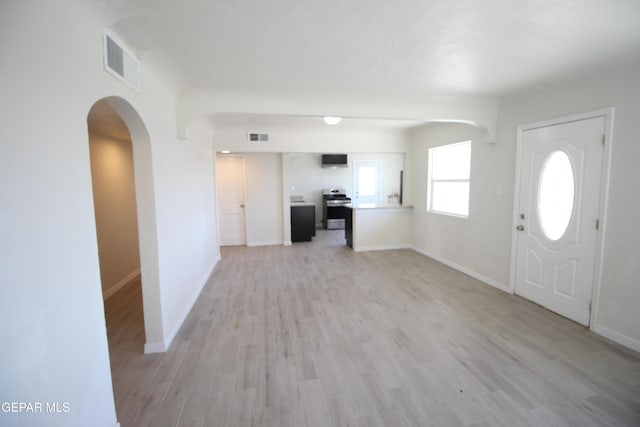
[408,124,513,290]
[212,123,407,153]
[498,60,640,350]
[0,1,219,426]
[158,118,220,349]
[88,131,141,298]
[352,207,413,252]
[409,60,640,351]
[244,153,284,246]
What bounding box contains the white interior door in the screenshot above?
[216,155,246,246]
[514,116,605,325]
[353,160,380,206]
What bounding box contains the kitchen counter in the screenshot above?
[345,204,413,251]
[290,201,316,207]
[345,203,413,210]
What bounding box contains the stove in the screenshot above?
[322,189,351,229]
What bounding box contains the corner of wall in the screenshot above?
[103,269,141,300]
[410,245,511,294]
[148,256,219,354]
[144,341,166,354]
[591,323,640,353]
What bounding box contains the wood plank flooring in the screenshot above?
[105,230,640,427]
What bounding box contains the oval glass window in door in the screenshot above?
[538,150,575,241]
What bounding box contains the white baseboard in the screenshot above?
[247,240,283,247]
[591,323,640,353]
[103,268,141,300]
[354,244,411,252]
[144,341,166,354]
[410,246,511,293]
[144,256,219,354]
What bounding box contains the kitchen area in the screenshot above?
[287,152,412,250]
[213,113,416,251]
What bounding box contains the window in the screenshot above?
[538,150,575,241]
[427,141,471,217]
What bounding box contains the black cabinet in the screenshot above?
[291,205,315,242]
[345,206,353,248]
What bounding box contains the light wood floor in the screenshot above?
[105,230,640,427]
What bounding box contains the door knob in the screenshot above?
[516,225,525,231]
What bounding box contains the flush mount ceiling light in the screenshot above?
[220,150,230,154]
[323,116,342,125]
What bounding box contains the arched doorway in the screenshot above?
[87,100,143,421]
[86,96,164,344]
[86,96,164,418]
[88,101,141,302]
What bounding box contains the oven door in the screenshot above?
[325,205,345,229]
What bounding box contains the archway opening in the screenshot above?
[87,96,164,420]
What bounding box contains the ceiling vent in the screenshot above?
[103,31,140,92]
[248,132,269,143]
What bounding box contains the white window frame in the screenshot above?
[427,140,471,218]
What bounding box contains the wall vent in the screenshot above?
[248,132,269,143]
[103,31,140,92]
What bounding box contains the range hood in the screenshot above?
[321,154,348,168]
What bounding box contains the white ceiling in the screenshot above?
[90,0,640,134]
[99,0,640,98]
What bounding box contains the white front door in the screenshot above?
[216,155,246,246]
[514,116,605,326]
[353,160,380,205]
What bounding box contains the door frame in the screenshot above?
[215,153,248,246]
[509,107,614,328]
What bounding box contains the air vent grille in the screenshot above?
[103,31,140,92]
[248,132,269,143]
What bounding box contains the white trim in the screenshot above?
[247,240,283,247]
[354,244,411,252]
[113,422,121,427]
[144,256,219,354]
[144,341,166,354]
[591,324,640,353]
[509,107,614,329]
[589,108,614,329]
[103,268,140,300]
[412,246,511,293]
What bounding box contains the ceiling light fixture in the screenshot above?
[323,116,342,125]
[221,150,230,154]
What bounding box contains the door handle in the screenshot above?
[516,225,525,231]
[240,204,245,208]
